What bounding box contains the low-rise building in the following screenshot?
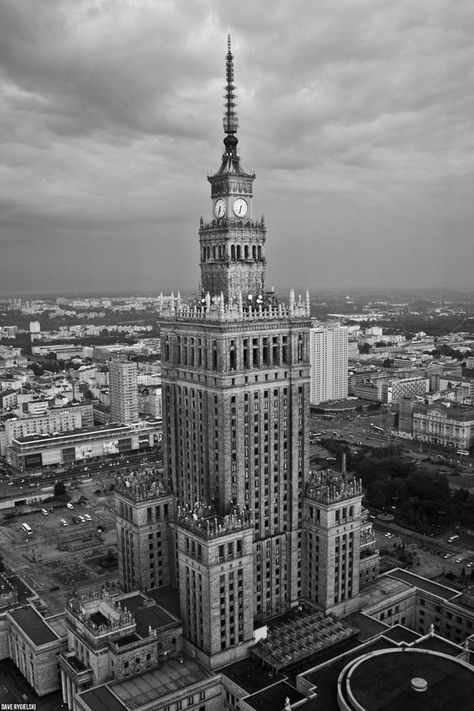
[410,401,474,449]
[8,419,162,470]
[60,587,185,709]
[6,605,67,696]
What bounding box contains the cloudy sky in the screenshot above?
[1,0,473,296]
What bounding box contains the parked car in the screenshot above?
[66,503,74,510]
[85,514,92,521]
[78,515,86,523]
[60,519,68,527]
[41,509,48,516]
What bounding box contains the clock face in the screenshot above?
[233,198,248,217]
[214,198,226,217]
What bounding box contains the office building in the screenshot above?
[8,420,161,470]
[109,357,139,424]
[309,323,348,405]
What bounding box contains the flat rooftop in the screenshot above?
[415,634,465,656]
[9,605,58,646]
[380,624,420,644]
[343,611,388,641]
[358,574,415,611]
[109,657,212,709]
[244,680,306,711]
[345,649,474,711]
[119,593,178,637]
[146,585,182,620]
[387,569,460,601]
[45,613,67,638]
[301,637,399,711]
[220,657,286,695]
[78,686,127,711]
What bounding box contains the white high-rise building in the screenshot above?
[309,323,348,404]
[109,357,139,424]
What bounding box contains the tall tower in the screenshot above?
[159,38,312,670]
[302,469,363,614]
[109,356,139,424]
[199,36,266,303]
[309,323,348,405]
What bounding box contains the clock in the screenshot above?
[233,198,248,217]
[214,198,226,218]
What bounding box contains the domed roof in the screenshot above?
[338,647,474,711]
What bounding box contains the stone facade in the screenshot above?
[174,509,255,669]
[7,605,67,697]
[115,469,174,592]
[302,470,363,613]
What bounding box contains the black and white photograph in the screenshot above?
[0,1,474,709]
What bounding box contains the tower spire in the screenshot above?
[222,35,239,164]
[224,35,238,139]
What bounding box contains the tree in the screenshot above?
[54,481,66,497]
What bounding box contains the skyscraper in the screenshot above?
[158,37,312,669]
[109,357,139,424]
[309,323,348,404]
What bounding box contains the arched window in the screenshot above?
[244,245,249,259]
[231,244,236,260]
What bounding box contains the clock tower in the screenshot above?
[199,36,266,304]
[158,37,312,669]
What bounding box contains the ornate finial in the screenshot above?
[224,35,238,149]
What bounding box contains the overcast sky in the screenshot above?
[1,0,473,296]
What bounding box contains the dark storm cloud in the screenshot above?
[0,0,473,294]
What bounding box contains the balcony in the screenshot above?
[59,652,93,686]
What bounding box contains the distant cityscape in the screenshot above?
[0,36,474,711]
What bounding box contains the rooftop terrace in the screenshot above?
[176,503,253,540]
[305,470,363,505]
[114,469,171,503]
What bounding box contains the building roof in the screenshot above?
[244,680,306,711]
[415,634,465,656]
[9,605,59,646]
[251,606,357,672]
[343,611,388,641]
[357,574,415,610]
[300,638,398,711]
[78,686,127,711]
[342,648,474,711]
[380,624,420,644]
[220,656,286,695]
[146,585,182,621]
[45,613,67,638]
[109,657,212,709]
[387,569,460,601]
[118,593,178,637]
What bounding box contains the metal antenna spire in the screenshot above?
[223,34,238,147]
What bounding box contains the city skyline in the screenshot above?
[1,1,474,296]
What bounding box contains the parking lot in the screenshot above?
[0,485,118,612]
